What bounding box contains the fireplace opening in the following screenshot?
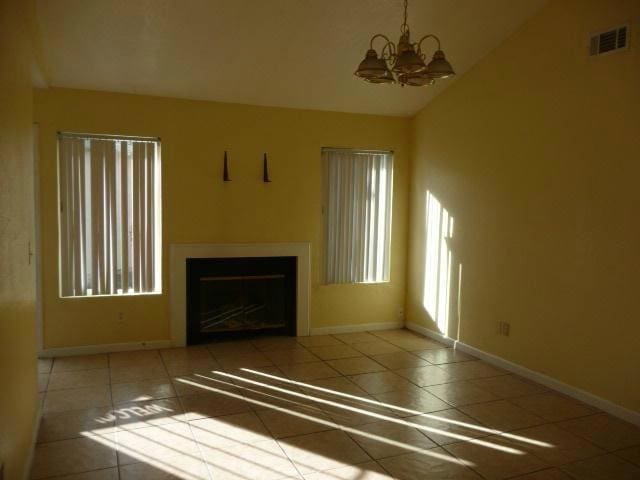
[186,256,296,344]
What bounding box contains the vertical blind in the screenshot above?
[323,149,393,284]
[58,134,161,297]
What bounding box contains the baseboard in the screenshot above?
[39,340,173,358]
[310,321,404,336]
[406,323,640,427]
[405,322,455,346]
[24,393,43,480]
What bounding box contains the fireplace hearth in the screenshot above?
[186,256,296,344]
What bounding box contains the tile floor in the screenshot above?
[33,328,640,479]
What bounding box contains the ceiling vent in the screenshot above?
[590,25,629,56]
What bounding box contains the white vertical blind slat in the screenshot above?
[120,141,130,293]
[132,142,142,293]
[59,139,71,295]
[106,141,117,294]
[145,143,155,292]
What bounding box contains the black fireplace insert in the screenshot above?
[186,256,296,344]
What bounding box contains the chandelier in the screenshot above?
[354,0,455,86]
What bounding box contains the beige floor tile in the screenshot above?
[561,453,640,479]
[41,468,119,480]
[278,429,370,474]
[38,358,53,373]
[44,385,112,413]
[437,361,505,381]
[387,338,446,351]
[241,382,314,412]
[371,329,420,341]
[264,347,319,365]
[110,361,168,384]
[172,372,237,396]
[164,356,219,376]
[373,387,451,416]
[378,447,483,479]
[48,369,110,391]
[202,439,300,480]
[413,348,477,364]
[217,351,273,370]
[297,335,345,347]
[279,361,341,381]
[371,351,430,370]
[207,340,258,357]
[349,371,415,394]
[109,350,161,367]
[252,336,301,351]
[459,400,546,431]
[299,377,368,397]
[111,379,176,404]
[179,389,253,420]
[38,373,49,392]
[159,346,212,363]
[52,354,109,372]
[425,381,499,406]
[327,357,387,376]
[307,345,362,360]
[112,398,186,429]
[189,411,272,448]
[511,469,572,479]
[331,332,380,344]
[510,393,597,422]
[303,461,394,480]
[506,423,605,466]
[38,407,117,443]
[395,365,453,387]
[31,434,117,479]
[616,445,640,467]
[445,435,549,479]
[257,404,336,438]
[115,422,199,466]
[406,409,491,445]
[119,452,210,480]
[347,420,437,459]
[320,394,398,427]
[351,341,402,356]
[557,413,640,451]
[470,375,547,399]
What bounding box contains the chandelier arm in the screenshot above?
[369,33,394,51]
[416,34,442,54]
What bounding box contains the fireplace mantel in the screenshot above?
[170,242,311,346]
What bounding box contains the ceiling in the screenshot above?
[35,0,546,117]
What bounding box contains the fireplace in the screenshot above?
[186,256,296,344]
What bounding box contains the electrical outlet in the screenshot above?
[498,321,511,336]
[117,312,125,323]
[397,308,405,320]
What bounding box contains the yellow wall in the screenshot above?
[0,0,39,478]
[407,0,640,412]
[34,88,410,348]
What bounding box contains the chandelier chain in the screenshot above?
[401,0,409,34]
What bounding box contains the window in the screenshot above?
[57,133,162,297]
[323,148,393,284]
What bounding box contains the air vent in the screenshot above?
[590,25,629,56]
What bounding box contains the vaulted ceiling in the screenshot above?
[35,0,546,116]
